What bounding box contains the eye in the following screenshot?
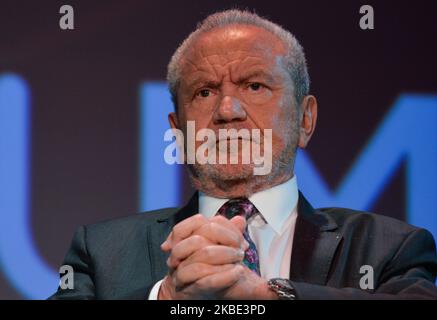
[248,82,263,91]
[197,89,211,98]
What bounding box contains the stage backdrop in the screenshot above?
[0,0,436,299]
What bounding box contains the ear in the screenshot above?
[168,112,180,130]
[298,95,318,149]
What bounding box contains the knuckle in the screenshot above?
[171,246,183,260]
[172,223,182,236]
[190,234,204,244]
[202,246,215,259]
[209,222,219,233]
[177,260,187,271]
[193,213,206,224]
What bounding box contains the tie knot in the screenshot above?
[217,198,258,220]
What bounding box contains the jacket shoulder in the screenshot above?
[83,207,179,239]
[317,206,422,237]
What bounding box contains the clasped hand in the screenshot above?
[158,214,276,300]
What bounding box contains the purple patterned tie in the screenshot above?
[217,198,260,276]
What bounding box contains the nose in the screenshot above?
[213,95,247,124]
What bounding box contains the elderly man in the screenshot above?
[49,10,437,300]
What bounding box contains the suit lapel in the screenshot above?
[146,193,199,281]
[289,191,342,285]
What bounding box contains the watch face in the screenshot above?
[269,278,296,300]
[271,278,292,289]
[275,279,290,287]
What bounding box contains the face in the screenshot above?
[169,25,317,197]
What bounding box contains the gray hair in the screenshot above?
[167,9,310,111]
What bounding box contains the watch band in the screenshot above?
[267,278,297,300]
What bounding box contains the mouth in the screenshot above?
[215,137,257,147]
[216,136,261,143]
[217,137,246,142]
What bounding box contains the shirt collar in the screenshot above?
[198,175,299,235]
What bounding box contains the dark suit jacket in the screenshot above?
[48,192,437,299]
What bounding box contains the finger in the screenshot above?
[161,214,208,251]
[209,215,249,250]
[229,215,246,234]
[210,215,242,235]
[167,235,213,269]
[210,215,247,248]
[173,263,235,289]
[184,264,244,296]
[178,245,244,270]
[193,221,245,249]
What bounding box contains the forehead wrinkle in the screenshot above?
[192,53,278,83]
[183,58,202,73]
[181,32,288,89]
[231,55,271,73]
[182,52,246,87]
[181,56,220,89]
[201,51,259,68]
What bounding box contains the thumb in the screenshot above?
[230,216,249,250]
[230,215,246,234]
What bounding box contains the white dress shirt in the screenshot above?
[149,175,299,299]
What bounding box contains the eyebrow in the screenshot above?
[185,76,220,90]
[185,69,278,90]
[236,70,277,84]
